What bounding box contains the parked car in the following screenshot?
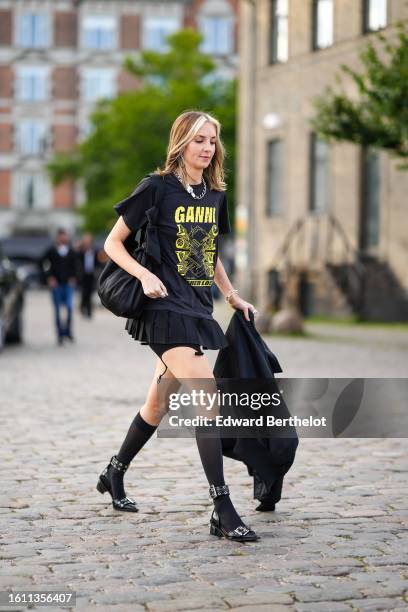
[0,245,25,351]
[0,235,53,288]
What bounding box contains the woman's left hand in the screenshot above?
[227,293,258,322]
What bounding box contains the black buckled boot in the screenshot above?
[209,484,259,542]
[97,456,138,512]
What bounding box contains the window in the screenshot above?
[266,139,283,216]
[17,120,47,155]
[269,0,288,64]
[16,66,49,101]
[79,120,95,141]
[17,13,49,48]
[143,17,180,52]
[298,273,315,316]
[82,68,116,101]
[202,70,230,88]
[312,0,334,50]
[360,148,380,249]
[145,75,166,88]
[83,15,116,50]
[363,0,387,32]
[309,134,329,213]
[268,269,282,309]
[15,172,50,210]
[199,16,234,55]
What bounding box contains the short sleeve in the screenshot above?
[218,191,232,235]
[114,176,155,232]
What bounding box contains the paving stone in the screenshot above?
[360,583,408,598]
[225,593,294,606]
[315,558,364,568]
[294,603,352,612]
[347,597,407,610]
[337,510,387,518]
[92,591,160,606]
[145,596,228,611]
[293,586,364,602]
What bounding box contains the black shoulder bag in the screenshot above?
[97,174,165,319]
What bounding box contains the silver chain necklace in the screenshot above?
[174,171,207,200]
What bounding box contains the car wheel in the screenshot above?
[6,307,23,344]
[0,317,5,352]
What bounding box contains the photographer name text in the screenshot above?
[168,415,327,428]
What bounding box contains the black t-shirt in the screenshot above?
[114,172,231,320]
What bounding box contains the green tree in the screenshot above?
[311,22,408,167]
[48,29,237,234]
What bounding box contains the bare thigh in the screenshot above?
[140,357,181,426]
[159,346,220,419]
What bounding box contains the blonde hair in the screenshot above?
[154,110,227,191]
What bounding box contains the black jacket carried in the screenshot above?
[213,309,299,506]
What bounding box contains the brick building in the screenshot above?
[237,0,408,321]
[0,0,238,238]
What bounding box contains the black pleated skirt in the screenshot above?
[124,309,229,351]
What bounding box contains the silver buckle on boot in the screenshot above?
[232,525,250,537]
[209,484,230,499]
[110,456,129,473]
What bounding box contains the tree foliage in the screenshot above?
[311,22,408,168]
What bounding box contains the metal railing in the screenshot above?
[272,213,366,314]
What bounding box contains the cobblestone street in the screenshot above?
[1,290,407,611]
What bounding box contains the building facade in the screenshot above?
[0,0,238,238]
[237,0,408,321]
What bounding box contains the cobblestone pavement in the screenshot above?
[1,290,407,611]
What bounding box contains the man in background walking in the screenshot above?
[77,233,99,319]
[42,228,78,345]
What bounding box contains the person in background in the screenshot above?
[77,233,99,318]
[43,228,78,345]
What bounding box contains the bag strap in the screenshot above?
[134,173,166,246]
[148,172,166,205]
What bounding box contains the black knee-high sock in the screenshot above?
[117,412,158,464]
[195,420,243,532]
[109,412,157,499]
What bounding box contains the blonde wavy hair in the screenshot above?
[154,110,227,192]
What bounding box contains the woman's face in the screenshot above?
[183,121,217,174]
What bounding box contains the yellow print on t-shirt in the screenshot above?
[174,205,218,286]
[175,205,216,224]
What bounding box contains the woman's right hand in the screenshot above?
[139,271,168,299]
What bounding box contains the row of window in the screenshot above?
[3,119,95,155]
[270,0,388,63]
[266,137,380,248]
[9,12,234,55]
[3,120,86,156]
[9,66,116,102]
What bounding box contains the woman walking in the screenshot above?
[97,110,259,542]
